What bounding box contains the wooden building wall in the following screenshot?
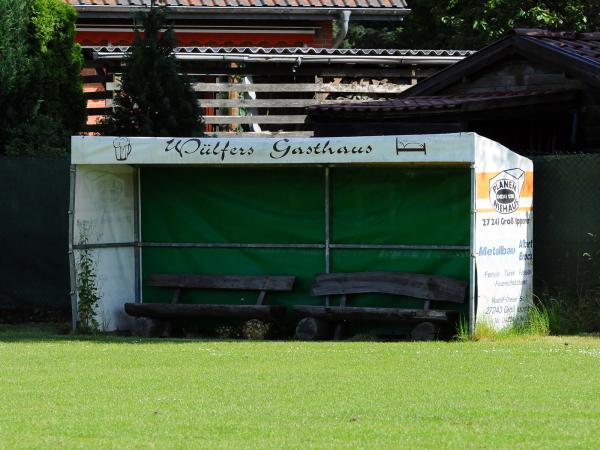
[442,54,599,152]
[311,54,600,154]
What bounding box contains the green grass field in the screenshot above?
[1,327,599,449]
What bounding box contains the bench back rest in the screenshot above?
[149,274,295,292]
[310,272,467,304]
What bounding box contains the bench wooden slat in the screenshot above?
[149,274,295,291]
[125,303,286,321]
[311,272,467,303]
[293,305,457,323]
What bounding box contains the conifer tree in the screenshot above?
[103,6,203,137]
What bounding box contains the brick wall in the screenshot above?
[314,21,333,48]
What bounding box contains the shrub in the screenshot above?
[0,0,85,156]
[76,222,100,334]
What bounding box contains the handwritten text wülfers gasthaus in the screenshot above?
[165,138,374,161]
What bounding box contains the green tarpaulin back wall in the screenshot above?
[140,166,471,328]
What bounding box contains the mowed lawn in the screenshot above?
[0,331,599,449]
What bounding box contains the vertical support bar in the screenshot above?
[68,165,78,332]
[324,166,331,274]
[133,166,141,303]
[469,165,477,334]
[324,166,331,307]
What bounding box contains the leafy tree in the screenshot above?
[102,6,203,137]
[0,0,32,153]
[0,0,86,156]
[344,1,600,50]
[0,1,31,100]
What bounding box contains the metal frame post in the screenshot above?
[324,166,331,274]
[469,165,477,334]
[133,166,141,303]
[68,165,78,332]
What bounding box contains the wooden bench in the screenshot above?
[125,274,295,335]
[293,271,468,341]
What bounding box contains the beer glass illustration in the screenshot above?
[113,137,132,161]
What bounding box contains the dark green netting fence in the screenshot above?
[532,154,600,296]
[0,156,70,312]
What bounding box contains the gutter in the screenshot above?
[94,51,466,65]
[332,10,351,49]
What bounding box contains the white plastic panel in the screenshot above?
[473,135,534,329]
[73,247,135,331]
[72,165,135,331]
[73,165,134,245]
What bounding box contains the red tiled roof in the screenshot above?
[512,29,600,68]
[309,90,576,113]
[67,0,408,8]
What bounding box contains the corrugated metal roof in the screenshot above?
[513,29,600,68]
[67,0,408,9]
[309,90,573,113]
[91,46,473,57]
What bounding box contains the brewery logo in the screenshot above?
[113,137,132,161]
[489,168,525,214]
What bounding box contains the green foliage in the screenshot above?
[0,1,31,98]
[103,7,203,137]
[457,301,550,341]
[76,222,100,334]
[0,0,85,156]
[344,0,600,49]
[0,0,32,152]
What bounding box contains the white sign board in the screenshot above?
[474,136,534,329]
[72,134,476,165]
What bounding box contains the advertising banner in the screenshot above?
[474,137,534,329]
[72,134,476,165]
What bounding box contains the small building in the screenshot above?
[307,29,600,154]
[70,133,533,333]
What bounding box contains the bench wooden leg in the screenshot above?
[333,323,344,340]
[410,322,438,341]
[132,318,164,338]
[332,294,348,340]
[295,317,333,340]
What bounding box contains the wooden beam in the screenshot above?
[293,305,455,323]
[191,82,411,94]
[85,91,113,100]
[86,108,110,116]
[149,273,295,291]
[82,74,113,83]
[212,131,314,137]
[204,115,307,125]
[198,98,388,108]
[311,272,468,303]
[124,303,287,321]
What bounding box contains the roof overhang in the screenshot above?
[401,31,600,97]
[308,90,580,119]
[514,35,600,87]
